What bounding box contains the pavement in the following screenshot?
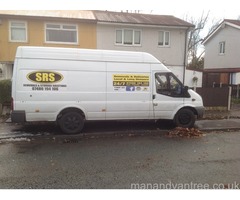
[196,103,240,131]
[196,118,240,131]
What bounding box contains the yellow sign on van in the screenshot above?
[113,74,149,86]
[27,71,63,84]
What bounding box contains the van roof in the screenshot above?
[16,46,161,64]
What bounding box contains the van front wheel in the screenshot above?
[174,109,195,128]
[58,111,84,134]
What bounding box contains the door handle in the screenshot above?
[153,103,158,106]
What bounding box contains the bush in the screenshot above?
[232,98,240,104]
[0,79,12,104]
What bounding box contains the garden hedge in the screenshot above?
[0,79,11,104]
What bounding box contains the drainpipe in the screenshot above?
[183,27,191,85]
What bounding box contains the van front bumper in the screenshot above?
[11,110,26,123]
[195,106,205,119]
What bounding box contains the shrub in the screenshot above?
[232,98,240,104]
[0,79,12,104]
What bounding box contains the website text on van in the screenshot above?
[11,46,204,134]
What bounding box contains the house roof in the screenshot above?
[224,19,240,26]
[93,10,194,28]
[202,19,240,45]
[0,10,96,22]
[0,10,194,28]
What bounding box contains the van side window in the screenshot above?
[155,73,183,97]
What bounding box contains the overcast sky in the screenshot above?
[2,0,239,21]
[2,0,239,19]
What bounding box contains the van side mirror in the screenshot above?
[182,86,189,96]
[183,86,188,92]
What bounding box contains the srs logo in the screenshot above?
[27,71,63,83]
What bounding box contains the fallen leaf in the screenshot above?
[166,127,204,138]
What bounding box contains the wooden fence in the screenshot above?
[196,87,231,110]
[212,83,240,98]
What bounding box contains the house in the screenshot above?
[94,10,195,83]
[0,10,194,85]
[0,10,97,80]
[202,19,240,87]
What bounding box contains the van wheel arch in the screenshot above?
[174,107,196,128]
[57,107,85,120]
[57,107,86,134]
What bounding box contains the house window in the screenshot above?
[134,30,141,45]
[219,41,225,54]
[158,31,170,47]
[115,29,141,46]
[45,23,78,44]
[116,30,122,44]
[9,21,27,42]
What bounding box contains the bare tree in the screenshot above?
[185,11,222,69]
[207,18,222,36]
[186,11,209,69]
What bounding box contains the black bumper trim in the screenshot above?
[195,106,205,119]
[11,110,26,123]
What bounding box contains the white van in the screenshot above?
[11,46,204,134]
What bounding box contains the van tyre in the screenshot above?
[58,111,84,134]
[174,108,195,128]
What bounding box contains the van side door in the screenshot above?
[106,62,151,120]
[152,72,185,120]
